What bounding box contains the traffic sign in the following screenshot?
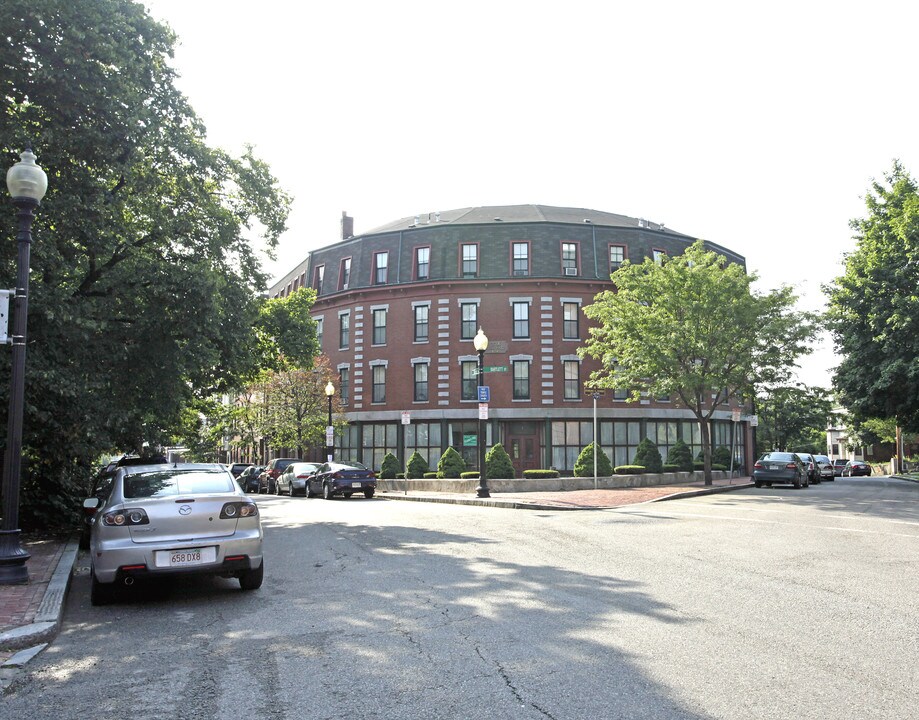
[477,386,490,402]
[479,403,489,420]
[484,365,508,373]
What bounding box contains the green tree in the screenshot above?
[379,452,401,479]
[405,451,429,479]
[581,240,813,484]
[666,439,693,472]
[573,442,612,477]
[1,0,291,527]
[825,161,919,435]
[633,438,664,473]
[756,384,832,453]
[437,447,466,479]
[484,443,515,479]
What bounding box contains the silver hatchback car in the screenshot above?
[85,463,264,605]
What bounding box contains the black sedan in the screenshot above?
[753,451,809,489]
[309,461,377,499]
[843,460,872,477]
[238,465,265,493]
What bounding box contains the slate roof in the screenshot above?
[362,204,688,237]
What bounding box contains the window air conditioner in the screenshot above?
[564,267,578,276]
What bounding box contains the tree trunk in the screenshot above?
[699,415,713,486]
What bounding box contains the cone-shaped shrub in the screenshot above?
[666,439,693,472]
[405,451,429,479]
[379,452,400,479]
[573,442,613,477]
[485,443,515,479]
[633,438,663,473]
[437,446,466,479]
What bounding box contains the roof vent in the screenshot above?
[638,218,646,228]
[583,218,592,223]
[435,211,441,222]
[659,222,665,230]
[414,215,420,226]
[494,217,502,222]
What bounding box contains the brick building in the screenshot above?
[270,205,754,475]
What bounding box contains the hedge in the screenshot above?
[614,465,646,475]
[523,469,560,479]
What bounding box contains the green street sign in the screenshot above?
[483,365,508,372]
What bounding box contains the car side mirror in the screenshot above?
[83,497,101,510]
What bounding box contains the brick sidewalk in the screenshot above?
[0,534,68,635]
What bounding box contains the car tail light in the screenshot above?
[332,472,343,480]
[102,508,149,526]
[297,473,311,479]
[753,462,764,469]
[220,502,258,519]
[786,463,798,469]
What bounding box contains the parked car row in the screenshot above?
[753,452,872,488]
[239,460,377,499]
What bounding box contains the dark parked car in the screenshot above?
[753,451,809,489]
[276,462,322,496]
[796,452,822,484]
[833,458,849,477]
[229,463,252,478]
[843,460,872,477]
[813,454,835,481]
[238,465,264,493]
[258,458,299,494]
[309,461,377,499]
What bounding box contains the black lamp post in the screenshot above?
[473,327,490,498]
[0,146,48,585]
[325,380,335,462]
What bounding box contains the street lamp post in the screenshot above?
[0,147,48,585]
[325,380,335,462]
[473,327,490,498]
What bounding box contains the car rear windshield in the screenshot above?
[763,452,796,462]
[123,470,235,498]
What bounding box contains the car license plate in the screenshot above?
[768,463,780,470]
[154,546,217,568]
[352,481,363,488]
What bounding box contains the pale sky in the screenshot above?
[141,0,919,388]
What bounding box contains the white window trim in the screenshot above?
[508,296,533,306]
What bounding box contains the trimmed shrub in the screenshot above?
[693,461,704,471]
[423,472,439,479]
[693,461,728,472]
[437,446,466,479]
[662,464,681,473]
[485,443,515,479]
[573,442,613,477]
[712,463,727,471]
[614,465,646,475]
[524,469,560,479]
[633,438,663,473]
[666,439,693,472]
[395,473,405,479]
[711,445,732,467]
[379,452,400,479]
[460,471,479,479]
[405,451,429,479]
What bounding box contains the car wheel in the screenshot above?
[793,474,801,489]
[90,568,115,606]
[239,560,264,591]
[343,492,352,499]
[754,481,763,488]
[766,483,772,487]
[306,486,315,498]
[275,482,282,496]
[364,489,375,499]
[323,482,334,500]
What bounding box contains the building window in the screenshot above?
[551,420,595,473]
[512,242,529,276]
[372,308,387,345]
[340,257,351,290]
[414,305,429,342]
[405,422,443,471]
[513,302,530,339]
[415,247,430,281]
[563,302,579,339]
[414,363,429,402]
[513,360,530,400]
[314,317,323,348]
[609,245,625,273]
[339,313,350,349]
[562,242,578,275]
[314,265,325,294]
[462,244,478,277]
[339,367,350,405]
[461,303,477,340]
[652,248,666,265]
[372,365,386,403]
[564,360,580,400]
[461,361,478,401]
[374,251,388,285]
[361,423,398,473]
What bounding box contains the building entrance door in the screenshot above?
[508,433,540,477]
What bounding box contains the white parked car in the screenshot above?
[85,463,264,605]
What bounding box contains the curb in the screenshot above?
[0,537,79,655]
[650,482,755,502]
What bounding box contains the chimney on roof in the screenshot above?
[341,211,354,239]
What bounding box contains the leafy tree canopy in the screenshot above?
[756,384,832,454]
[581,240,814,483]
[1,0,292,526]
[825,161,919,433]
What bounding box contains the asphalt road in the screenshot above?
[2,477,917,720]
